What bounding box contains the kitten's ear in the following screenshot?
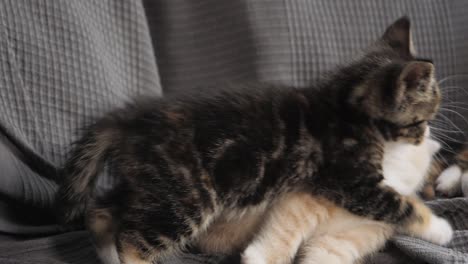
[394,61,435,102]
[381,16,414,56]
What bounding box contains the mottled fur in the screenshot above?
[56,17,451,264]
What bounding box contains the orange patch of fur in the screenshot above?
[401,197,432,235]
[198,211,263,254]
[119,241,152,264]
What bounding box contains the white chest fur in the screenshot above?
[382,128,440,195]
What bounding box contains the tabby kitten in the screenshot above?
[57,17,452,264]
[239,128,442,264]
[435,143,468,197]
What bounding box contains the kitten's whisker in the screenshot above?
[431,127,464,138]
[440,86,468,92]
[429,126,463,134]
[433,153,449,166]
[438,148,459,156]
[440,86,464,93]
[438,74,468,86]
[439,86,468,95]
[431,130,459,141]
[443,101,468,104]
[441,102,468,107]
[440,105,468,112]
[429,120,455,129]
[430,134,459,154]
[429,121,452,129]
[436,112,466,132]
[437,146,459,156]
[440,85,468,90]
[438,108,468,127]
[431,132,466,144]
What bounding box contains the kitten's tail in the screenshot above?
[56,123,117,227]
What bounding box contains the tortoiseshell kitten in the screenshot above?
[56,17,452,264]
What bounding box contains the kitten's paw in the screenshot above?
[436,165,462,196]
[420,215,453,245]
[241,246,267,264]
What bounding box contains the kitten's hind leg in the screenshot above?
[241,193,328,264]
[117,237,154,264]
[297,210,393,264]
[88,207,160,264]
[87,208,121,264]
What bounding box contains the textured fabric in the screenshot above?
[0,231,227,264]
[0,0,162,213]
[399,199,468,263]
[0,0,467,263]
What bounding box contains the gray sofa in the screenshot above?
[0,1,467,263]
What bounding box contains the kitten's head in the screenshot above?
[346,17,441,144]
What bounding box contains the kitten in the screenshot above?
[435,143,468,197]
[56,17,452,264]
[239,128,442,264]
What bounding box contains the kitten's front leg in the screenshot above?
[397,196,453,244]
[347,184,453,245]
[325,145,453,246]
[241,192,328,264]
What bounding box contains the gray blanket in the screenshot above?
[0,1,467,263]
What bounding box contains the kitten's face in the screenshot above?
[348,17,441,144]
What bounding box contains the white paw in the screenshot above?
[241,246,267,264]
[436,165,462,196]
[420,215,453,245]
